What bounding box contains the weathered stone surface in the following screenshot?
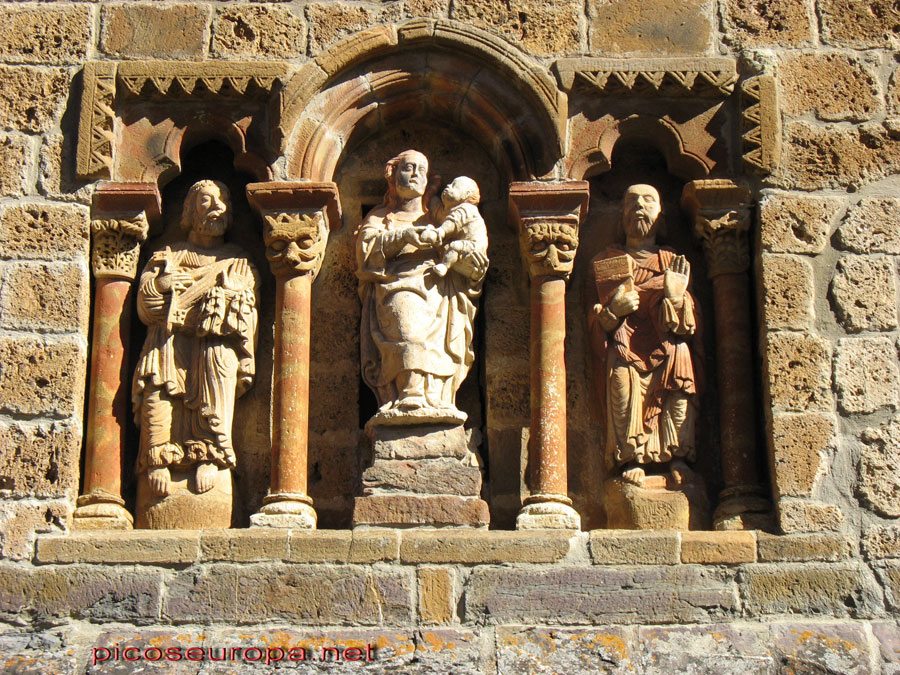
[830,257,898,333]
[0,134,31,197]
[862,524,900,560]
[0,565,162,622]
[200,529,289,562]
[307,2,379,54]
[164,565,413,624]
[760,254,814,330]
[588,0,711,55]
[101,4,210,59]
[38,133,90,202]
[353,495,489,528]
[0,336,84,417]
[835,337,900,413]
[372,424,470,460]
[401,530,570,563]
[779,53,881,121]
[838,199,900,253]
[765,333,833,412]
[287,530,400,563]
[0,66,70,134]
[363,458,482,496]
[213,5,306,59]
[36,531,200,565]
[0,262,88,333]
[878,562,900,611]
[418,567,455,624]
[87,630,208,675]
[589,530,680,565]
[873,622,900,666]
[0,499,68,561]
[770,412,834,498]
[771,623,874,675]
[638,624,772,673]
[819,0,900,47]
[0,422,79,498]
[723,0,812,46]
[0,628,79,675]
[741,563,882,617]
[451,0,583,56]
[408,0,451,18]
[465,566,737,624]
[485,367,530,424]
[778,498,844,533]
[757,532,855,562]
[681,531,757,564]
[759,194,841,255]
[860,418,900,518]
[0,5,91,65]
[498,626,634,673]
[602,476,709,531]
[0,202,89,259]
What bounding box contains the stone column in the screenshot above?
[510,181,589,530]
[246,182,341,529]
[682,179,771,530]
[73,183,160,530]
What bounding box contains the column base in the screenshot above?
[250,493,317,529]
[516,498,581,530]
[714,485,773,531]
[72,492,133,530]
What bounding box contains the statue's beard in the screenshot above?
[626,214,657,239]
[193,213,228,237]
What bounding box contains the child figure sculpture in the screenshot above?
[428,176,488,279]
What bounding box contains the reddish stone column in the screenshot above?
[510,181,589,530]
[73,183,160,530]
[682,180,771,530]
[247,182,341,529]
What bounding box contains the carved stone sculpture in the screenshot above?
[132,180,259,529]
[589,184,707,529]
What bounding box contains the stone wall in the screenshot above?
[0,0,899,672]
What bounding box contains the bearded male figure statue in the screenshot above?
[133,180,259,529]
[589,184,708,530]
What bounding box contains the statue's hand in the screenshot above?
[417,227,440,246]
[220,259,250,290]
[402,226,435,249]
[609,283,639,317]
[664,255,690,301]
[156,270,192,294]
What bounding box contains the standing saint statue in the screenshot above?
[132,179,259,528]
[589,184,701,491]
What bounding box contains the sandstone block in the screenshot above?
[408,0,451,18]
[38,133,90,202]
[0,628,79,675]
[451,0,583,56]
[872,622,900,666]
[353,494,489,528]
[400,530,570,563]
[757,532,855,562]
[418,567,455,624]
[213,5,306,59]
[765,333,833,412]
[759,194,841,254]
[464,566,737,624]
[779,53,881,122]
[0,262,88,333]
[0,336,84,417]
[371,424,470,460]
[723,0,812,46]
[760,254,814,330]
[859,417,900,518]
[838,199,900,253]
[778,498,844,533]
[770,412,834,498]
[0,202,89,259]
[0,66,70,134]
[830,256,898,332]
[287,530,400,563]
[0,422,79,498]
[835,337,900,413]
[876,562,900,611]
[101,4,210,59]
[0,499,68,561]
[589,529,680,564]
[36,531,200,565]
[819,0,900,47]
[638,624,772,673]
[485,367,530,424]
[200,529,289,562]
[498,626,634,673]
[771,623,874,675]
[741,563,882,617]
[0,134,31,197]
[164,565,413,624]
[588,0,711,55]
[862,525,900,560]
[362,458,482,496]
[681,531,757,564]
[0,5,91,65]
[307,3,378,54]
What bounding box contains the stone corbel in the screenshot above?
[509,181,589,530]
[74,183,161,530]
[246,182,341,529]
[682,179,771,530]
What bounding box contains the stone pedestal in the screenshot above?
[353,423,489,528]
[602,475,710,531]
[136,466,234,529]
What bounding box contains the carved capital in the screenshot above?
[91,213,149,279]
[682,180,752,278]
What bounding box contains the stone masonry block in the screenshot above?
[0,5,91,65]
[723,0,812,46]
[0,202,89,259]
[451,0,583,56]
[876,562,900,611]
[0,261,88,333]
[757,532,856,562]
[213,5,306,59]
[741,563,883,617]
[862,524,900,560]
[778,498,844,533]
[638,624,772,673]
[0,336,85,417]
[838,199,900,253]
[418,567,455,624]
[835,337,900,413]
[771,623,874,675]
[0,134,31,197]
[760,193,841,255]
[498,626,635,673]
[765,333,833,412]
[588,0,712,55]
[779,53,881,122]
[287,530,400,563]
[0,66,70,134]
[589,530,680,564]
[400,530,571,564]
[0,422,79,498]
[860,417,900,518]
[760,254,814,330]
[0,499,68,561]
[307,3,379,54]
[201,529,289,562]
[681,531,757,564]
[770,412,834,498]
[101,3,210,60]
[819,0,900,47]
[830,256,898,332]
[362,457,482,496]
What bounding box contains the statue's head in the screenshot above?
[622,184,662,241]
[384,150,429,206]
[442,176,480,208]
[181,180,231,238]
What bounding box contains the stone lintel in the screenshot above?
[246,180,342,231]
[92,181,161,221]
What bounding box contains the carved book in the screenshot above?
[593,254,634,305]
